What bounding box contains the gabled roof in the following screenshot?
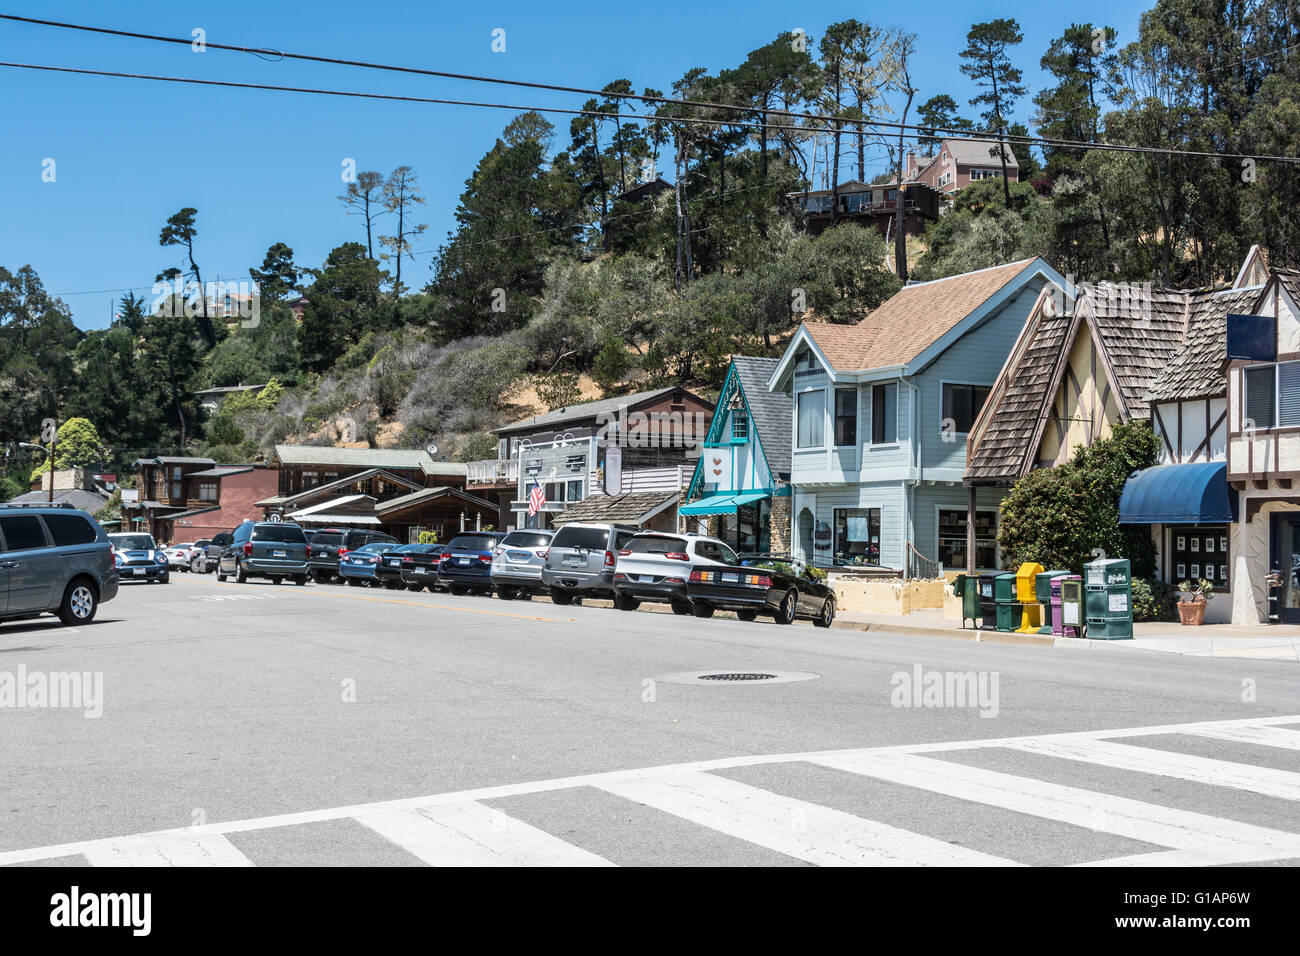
[287,494,376,519]
[493,387,706,436]
[775,259,1053,384]
[550,491,677,526]
[1272,268,1300,308]
[1145,286,1266,403]
[280,467,422,508]
[133,456,215,467]
[4,488,112,512]
[731,357,791,479]
[941,138,1019,168]
[374,486,497,515]
[272,445,466,478]
[1079,290,1187,419]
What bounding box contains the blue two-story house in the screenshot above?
[769,258,1065,575]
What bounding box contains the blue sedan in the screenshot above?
[338,542,397,587]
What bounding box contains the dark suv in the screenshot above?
[217,520,310,585]
[0,504,118,626]
[202,531,233,573]
[306,528,398,583]
[540,522,640,605]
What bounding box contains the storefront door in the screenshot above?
[1271,515,1300,623]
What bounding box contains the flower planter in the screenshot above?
[1177,600,1207,626]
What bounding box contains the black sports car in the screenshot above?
[686,553,836,626]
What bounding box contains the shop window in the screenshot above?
[833,508,881,564]
[938,508,998,570]
[1170,527,1229,588]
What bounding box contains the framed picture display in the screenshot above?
[1191,564,1201,578]
[1177,563,1186,579]
[1220,564,1228,582]
[1191,538,1200,553]
[1205,537,1215,554]
[1176,535,1186,551]
[1220,536,1228,552]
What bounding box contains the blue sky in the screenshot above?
[2,1,1147,328]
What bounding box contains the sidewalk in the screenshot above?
[834,609,1300,661]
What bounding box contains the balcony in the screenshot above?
[467,459,520,486]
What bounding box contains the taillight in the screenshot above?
[751,575,772,587]
[665,552,689,561]
[603,550,615,568]
[305,545,312,558]
[617,548,631,556]
[539,549,549,560]
[478,551,492,564]
[689,569,707,583]
[243,543,252,556]
[338,547,349,558]
[613,572,626,581]
[402,556,414,564]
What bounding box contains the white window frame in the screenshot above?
[795,387,827,450]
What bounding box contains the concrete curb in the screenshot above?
[832,619,1057,647]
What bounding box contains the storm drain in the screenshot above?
[653,670,820,686]
[698,672,779,682]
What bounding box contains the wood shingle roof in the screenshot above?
[1144,287,1264,403]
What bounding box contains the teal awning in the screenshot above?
[1119,462,1237,524]
[680,490,770,516]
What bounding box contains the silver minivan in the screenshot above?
[0,504,119,626]
[540,522,640,605]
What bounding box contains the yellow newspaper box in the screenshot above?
[1015,562,1044,632]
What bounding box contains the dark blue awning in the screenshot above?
[1119,462,1237,524]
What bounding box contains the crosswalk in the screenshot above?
[4,714,1299,867]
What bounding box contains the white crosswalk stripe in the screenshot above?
[811,751,1300,866]
[1009,737,1300,801]
[356,802,613,867]
[80,832,254,867]
[4,715,1298,868]
[597,772,1018,866]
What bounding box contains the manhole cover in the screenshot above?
[698,673,778,682]
[653,670,820,686]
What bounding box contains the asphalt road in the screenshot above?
[2,573,1298,866]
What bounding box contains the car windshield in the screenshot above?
[501,532,551,548]
[622,535,688,555]
[110,534,155,550]
[551,527,610,550]
[313,533,342,546]
[252,524,307,543]
[448,535,496,551]
[356,543,395,554]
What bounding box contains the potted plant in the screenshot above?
[1176,578,1214,625]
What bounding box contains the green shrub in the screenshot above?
[1132,577,1179,622]
[417,530,439,544]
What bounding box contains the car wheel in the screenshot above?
[384,581,401,590]
[773,589,797,625]
[449,584,467,596]
[406,584,423,592]
[57,579,98,626]
[313,571,331,584]
[691,603,715,619]
[235,563,247,584]
[612,590,640,611]
[736,609,758,622]
[671,601,691,616]
[346,578,362,587]
[160,574,170,584]
[814,596,836,628]
[496,586,517,601]
[294,575,307,586]
[217,573,227,582]
[549,588,573,606]
[271,576,283,586]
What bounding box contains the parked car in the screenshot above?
[190,539,211,572]
[108,532,170,584]
[0,504,118,626]
[399,543,452,592]
[375,544,425,589]
[490,529,554,600]
[612,532,739,613]
[685,553,836,626]
[438,532,505,595]
[164,542,200,571]
[540,522,640,605]
[203,532,233,573]
[307,528,399,583]
[338,541,398,587]
[216,520,310,585]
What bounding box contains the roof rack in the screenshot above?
[2,501,80,510]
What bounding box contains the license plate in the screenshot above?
[564,556,584,567]
[722,572,739,583]
[272,549,287,557]
[458,558,470,565]
[414,568,429,575]
[387,559,399,566]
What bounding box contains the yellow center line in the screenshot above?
[194,578,574,623]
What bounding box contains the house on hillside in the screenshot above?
[125,456,279,543]
[473,387,714,531]
[770,258,1065,575]
[256,446,494,542]
[791,180,942,238]
[680,357,792,554]
[906,138,1020,199]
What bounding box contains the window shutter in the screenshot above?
[1245,365,1276,429]
[1278,363,1300,427]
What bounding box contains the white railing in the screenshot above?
[466,459,519,484]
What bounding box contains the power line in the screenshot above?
[5,13,1300,166]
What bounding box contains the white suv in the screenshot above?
[612,532,740,614]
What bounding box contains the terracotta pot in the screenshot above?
[1178,600,1206,626]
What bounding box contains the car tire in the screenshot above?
[384,581,401,590]
[217,573,227,582]
[736,609,759,622]
[235,563,247,584]
[57,578,98,626]
[814,596,836,628]
[271,577,283,586]
[406,584,423,592]
[612,590,640,611]
[160,574,170,585]
[313,571,333,584]
[671,601,691,616]
[773,589,798,625]
[346,578,362,587]
[449,584,467,596]
[549,588,573,606]
[691,603,715,619]
[496,586,517,601]
[294,575,307,586]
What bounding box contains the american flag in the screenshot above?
[527,479,546,517]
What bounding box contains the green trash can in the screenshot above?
[953,574,982,629]
[1035,570,1070,634]
[978,573,999,629]
[1084,557,1133,640]
[994,571,1018,632]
